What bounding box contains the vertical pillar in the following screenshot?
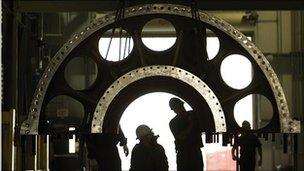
[2,110,17,171]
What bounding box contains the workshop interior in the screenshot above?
[1,0,304,171]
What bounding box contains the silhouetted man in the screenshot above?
[232,121,262,171]
[169,97,204,171]
[86,126,129,171]
[130,124,168,171]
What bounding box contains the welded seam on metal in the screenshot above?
[91,65,226,133]
[21,4,300,134]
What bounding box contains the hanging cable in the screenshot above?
[119,28,123,60]
[128,36,131,54]
[123,34,128,59]
[189,0,200,20]
[106,0,126,60]
[115,0,126,21]
[105,28,115,60]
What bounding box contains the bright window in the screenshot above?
[69,127,76,153]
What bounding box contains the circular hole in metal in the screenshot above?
[141,18,176,51]
[45,95,84,129]
[220,54,253,90]
[234,94,273,130]
[65,56,98,90]
[206,29,220,60]
[98,28,134,61]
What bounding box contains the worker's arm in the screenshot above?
[231,145,237,161]
[118,126,129,156]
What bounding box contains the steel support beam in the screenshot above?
[15,0,304,12]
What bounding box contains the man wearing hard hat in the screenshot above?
[130,124,168,171]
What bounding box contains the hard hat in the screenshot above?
[169,97,184,109]
[242,120,251,129]
[136,124,152,139]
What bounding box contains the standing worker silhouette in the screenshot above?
[86,126,129,171]
[169,97,204,171]
[231,121,262,171]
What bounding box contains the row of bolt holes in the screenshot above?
[69,24,92,44]
[129,5,229,36]
[232,28,286,109]
[30,41,72,119]
[128,5,190,13]
[253,51,287,113]
[254,52,286,112]
[92,66,225,127]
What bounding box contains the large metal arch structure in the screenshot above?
[91,65,225,133]
[21,3,300,135]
